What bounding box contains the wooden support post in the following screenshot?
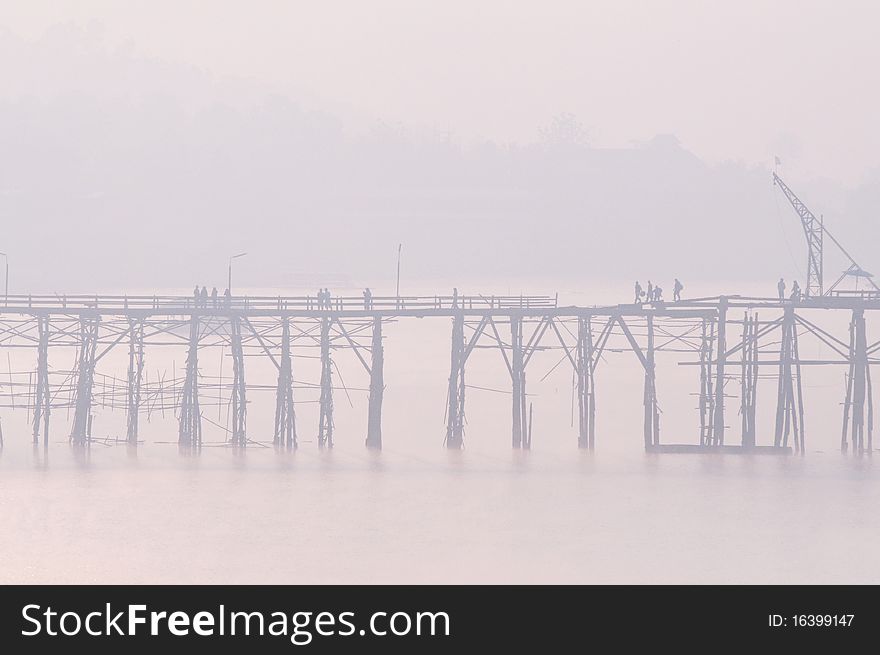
[712,297,727,444]
[643,315,660,449]
[511,315,527,449]
[179,314,202,449]
[32,315,51,447]
[445,313,466,448]
[698,317,715,446]
[774,306,804,451]
[318,317,334,448]
[740,314,758,448]
[126,319,145,445]
[230,315,247,447]
[274,318,296,449]
[365,317,384,450]
[843,308,869,455]
[70,315,99,447]
[576,315,596,449]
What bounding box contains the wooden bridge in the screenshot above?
[0,292,876,455]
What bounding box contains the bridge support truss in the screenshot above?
[274,318,296,449]
[70,315,99,447]
[179,315,202,449]
[318,317,334,448]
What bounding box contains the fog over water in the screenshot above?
[1,284,878,584]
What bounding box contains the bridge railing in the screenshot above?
[0,293,558,313]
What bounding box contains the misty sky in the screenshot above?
[4,1,878,183]
[2,2,880,292]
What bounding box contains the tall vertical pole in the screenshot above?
[70,315,99,447]
[230,315,247,447]
[365,317,384,450]
[126,319,145,445]
[576,315,596,449]
[318,317,334,448]
[274,318,296,449]
[179,314,202,450]
[713,297,727,444]
[740,314,758,448]
[843,308,868,455]
[32,315,50,446]
[644,315,659,449]
[445,313,466,448]
[511,315,527,449]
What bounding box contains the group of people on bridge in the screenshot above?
[777,278,802,301]
[193,285,231,309]
[634,279,684,304]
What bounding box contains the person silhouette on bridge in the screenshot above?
[323,288,332,310]
[634,281,644,303]
[224,287,231,308]
[363,287,373,310]
[646,281,653,304]
[777,278,785,301]
[200,286,208,308]
[193,285,200,308]
[673,278,683,302]
[211,287,218,309]
[791,280,801,302]
[654,286,663,302]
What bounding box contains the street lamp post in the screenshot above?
[0,253,7,306]
[228,252,247,293]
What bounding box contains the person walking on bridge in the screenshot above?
[777,278,785,301]
[211,287,218,309]
[634,281,644,303]
[363,287,373,310]
[646,281,653,304]
[193,285,200,308]
[673,278,683,302]
[791,280,801,302]
[200,286,208,309]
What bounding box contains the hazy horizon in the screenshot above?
[3,3,880,293]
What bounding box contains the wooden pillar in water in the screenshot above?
[179,314,202,450]
[643,315,659,449]
[365,317,384,450]
[511,315,528,449]
[740,313,758,448]
[274,318,296,449]
[576,315,596,449]
[70,314,99,448]
[126,319,145,445]
[698,317,716,446]
[32,315,51,447]
[230,315,247,447]
[842,308,871,455]
[318,317,334,448]
[774,306,803,451]
[712,297,727,444]
[445,313,465,448]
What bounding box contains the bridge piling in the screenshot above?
[318,317,334,448]
[179,314,202,450]
[274,318,296,449]
[126,319,144,445]
[70,316,99,447]
[445,313,466,449]
[230,315,247,447]
[32,315,51,447]
[365,317,384,450]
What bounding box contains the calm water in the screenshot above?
[1,283,878,584]
[1,443,878,584]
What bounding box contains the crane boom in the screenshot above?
[772,172,824,297]
[772,172,878,296]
